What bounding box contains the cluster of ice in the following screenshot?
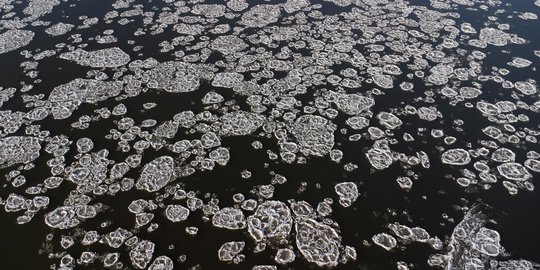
[497,162,532,182]
[45,205,88,229]
[66,150,110,193]
[332,92,375,115]
[59,47,130,68]
[274,248,295,265]
[334,182,359,207]
[211,36,248,55]
[47,78,122,119]
[441,149,471,166]
[45,22,74,36]
[0,136,41,168]
[387,223,440,249]
[220,111,265,136]
[295,218,341,267]
[136,156,175,192]
[0,29,34,54]
[366,140,394,170]
[143,61,201,93]
[213,207,246,229]
[372,233,397,251]
[129,240,155,269]
[218,241,245,263]
[148,256,174,270]
[247,200,292,242]
[191,4,226,18]
[429,205,538,269]
[290,115,335,157]
[165,204,190,222]
[212,72,245,88]
[240,5,281,28]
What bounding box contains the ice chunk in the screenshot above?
[0,29,34,54]
[213,207,246,229]
[218,241,245,262]
[334,182,359,207]
[441,149,471,165]
[372,233,397,251]
[248,201,292,242]
[59,47,130,68]
[295,218,341,267]
[290,115,335,157]
[165,205,190,222]
[0,136,41,168]
[136,156,175,192]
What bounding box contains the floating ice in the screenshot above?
[165,204,190,222]
[252,266,277,270]
[366,141,394,170]
[497,162,532,181]
[0,136,41,168]
[295,218,341,267]
[459,87,482,99]
[0,29,34,54]
[218,241,245,262]
[346,116,370,130]
[44,206,80,229]
[144,61,201,93]
[247,200,292,242]
[210,36,248,55]
[191,4,226,18]
[220,111,265,136]
[491,148,516,163]
[213,207,246,230]
[396,176,413,189]
[241,5,281,28]
[227,0,248,11]
[5,194,26,212]
[148,255,174,270]
[129,240,155,269]
[372,233,397,251]
[274,248,295,265]
[45,22,74,36]
[333,93,375,115]
[334,182,359,207]
[202,91,224,104]
[377,112,402,129]
[514,81,537,95]
[66,150,109,193]
[441,148,471,166]
[48,78,122,119]
[212,72,245,88]
[417,106,440,121]
[373,74,394,89]
[524,159,540,172]
[290,115,335,157]
[479,27,511,46]
[136,156,175,192]
[60,47,130,68]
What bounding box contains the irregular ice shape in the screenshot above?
[441,148,471,165]
[136,156,175,192]
[0,29,34,54]
[0,136,41,168]
[290,115,335,157]
[295,218,341,267]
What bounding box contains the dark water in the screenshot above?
[0,0,539,269]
